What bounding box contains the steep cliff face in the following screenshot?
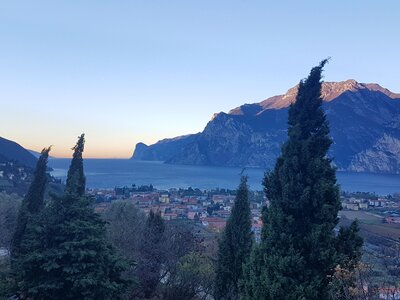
[348,134,400,173]
[131,134,199,161]
[165,112,287,167]
[131,80,400,173]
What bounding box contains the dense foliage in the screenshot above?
[12,135,127,299]
[215,176,253,299]
[241,61,362,299]
[65,134,85,197]
[10,148,50,259]
[136,209,166,298]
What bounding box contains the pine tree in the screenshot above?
[136,209,166,298]
[17,135,127,299]
[257,60,343,299]
[215,176,253,300]
[11,147,50,259]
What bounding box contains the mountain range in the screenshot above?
[131,80,400,174]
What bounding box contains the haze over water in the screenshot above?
[49,159,400,196]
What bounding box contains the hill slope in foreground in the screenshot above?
[0,136,37,168]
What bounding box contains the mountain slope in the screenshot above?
[131,80,400,173]
[132,134,199,161]
[0,137,37,168]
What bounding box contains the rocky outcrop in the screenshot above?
[131,134,199,161]
[348,134,400,174]
[131,80,400,173]
[165,112,286,167]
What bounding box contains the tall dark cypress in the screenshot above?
[260,60,342,299]
[215,176,253,300]
[65,133,85,197]
[17,135,126,299]
[11,147,50,258]
[240,206,268,300]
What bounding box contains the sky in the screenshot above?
[0,0,399,158]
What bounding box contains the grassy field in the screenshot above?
[363,223,400,240]
[339,210,400,242]
[340,210,400,285]
[339,210,383,224]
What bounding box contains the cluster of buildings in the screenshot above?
[0,161,30,182]
[90,186,265,241]
[341,195,400,224]
[91,188,400,240]
[0,161,33,195]
[342,195,400,211]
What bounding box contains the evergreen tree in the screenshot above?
[336,220,363,270]
[215,176,253,300]
[256,60,342,299]
[10,147,50,259]
[17,135,127,299]
[65,133,85,197]
[328,220,363,300]
[240,243,265,300]
[136,209,166,298]
[240,206,268,300]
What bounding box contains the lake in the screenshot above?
[49,159,400,195]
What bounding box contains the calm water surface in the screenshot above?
[49,159,400,195]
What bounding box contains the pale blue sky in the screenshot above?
[0,1,399,157]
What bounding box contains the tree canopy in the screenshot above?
[215,176,253,300]
[13,135,127,299]
[10,147,50,259]
[241,60,362,300]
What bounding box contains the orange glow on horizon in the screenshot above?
[37,147,135,159]
[2,132,185,160]
[50,151,132,159]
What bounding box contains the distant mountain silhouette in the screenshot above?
[132,80,400,174]
[0,136,37,168]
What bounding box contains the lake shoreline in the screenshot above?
[49,159,400,196]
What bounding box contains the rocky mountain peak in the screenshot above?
[132,80,400,173]
[256,80,399,112]
[362,83,400,99]
[321,79,362,100]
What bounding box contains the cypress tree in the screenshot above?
[11,147,50,259]
[17,135,127,299]
[215,176,253,300]
[240,206,268,300]
[65,133,85,197]
[240,243,265,300]
[258,60,342,299]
